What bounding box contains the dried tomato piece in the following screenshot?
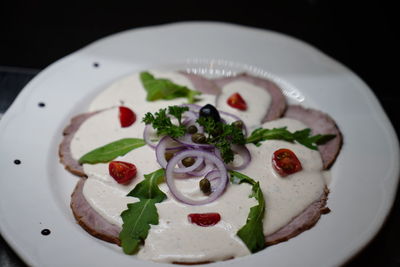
[227,93,247,111]
[119,106,136,127]
[272,148,302,177]
[188,213,221,227]
[109,161,137,184]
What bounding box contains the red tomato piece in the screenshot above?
[119,106,136,127]
[272,148,303,177]
[227,93,247,111]
[108,161,137,184]
[188,213,221,227]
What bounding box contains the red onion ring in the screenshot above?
[174,134,214,149]
[166,150,228,205]
[188,159,215,176]
[156,136,185,168]
[174,156,204,173]
[226,144,251,170]
[143,124,159,149]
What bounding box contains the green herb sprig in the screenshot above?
[196,116,245,163]
[246,127,335,150]
[78,138,145,164]
[142,106,189,138]
[229,170,266,253]
[119,169,167,254]
[140,72,201,104]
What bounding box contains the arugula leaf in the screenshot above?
[197,117,246,163]
[229,170,256,186]
[246,127,335,150]
[229,170,266,253]
[119,199,159,254]
[237,182,266,253]
[142,106,189,138]
[140,71,201,103]
[127,169,167,202]
[78,138,145,164]
[119,169,166,254]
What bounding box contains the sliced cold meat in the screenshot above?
[71,179,121,245]
[284,105,342,169]
[214,73,286,127]
[179,71,221,95]
[59,111,100,177]
[265,187,329,245]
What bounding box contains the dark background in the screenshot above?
[0,1,399,266]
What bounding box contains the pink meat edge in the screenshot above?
[213,73,287,121]
[265,187,330,246]
[59,111,102,177]
[71,179,121,245]
[179,71,222,95]
[284,105,343,169]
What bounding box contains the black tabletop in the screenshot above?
[0,1,399,266]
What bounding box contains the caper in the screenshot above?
[182,157,195,167]
[232,120,244,129]
[191,133,206,144]
[187,125,198,134]
[164,152,174,162]
[199,178,211,195]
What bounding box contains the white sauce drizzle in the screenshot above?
[71,71,327,263]
[216,80,271,130]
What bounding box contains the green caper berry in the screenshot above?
[232,120,244,129]
[164,152,174,162]
[191,133,206,144]
[182,157,195,167]
[199,178,211,195]
[187,125,198,134]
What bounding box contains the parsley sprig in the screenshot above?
[196,117,245,163]
[142,106,189,138]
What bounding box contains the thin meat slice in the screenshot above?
[265,188,329,245]
[59,111,100,177]
[285,105,343,169]
[179,71,221,95]
[70,181,329,252]
[214,73,287,121]
[71,179,121,245]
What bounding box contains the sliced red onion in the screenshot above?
[156,136,184,168]
[181,103,202,112]
[182,111,198,125]
[166,150,228,205]
[204,170,223,190]
[188,159,215,176]
[174,156,204,173]
[226,144,251,170]
[143,124,159,149]
[174,134,214,149]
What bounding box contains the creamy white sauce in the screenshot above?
[71,71,327,263]
[216,80,271,129]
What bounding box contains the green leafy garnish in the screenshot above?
[229,170,266,253]
[197,117,246,163]
[78,138,145,164]
[140,71,201,103]
[142,106,189,138]
[119,169,167,254]
[246,127,335,150]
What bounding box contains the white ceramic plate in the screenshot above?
[0,22,398,267]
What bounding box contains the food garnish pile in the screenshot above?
[60,70,342,263]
